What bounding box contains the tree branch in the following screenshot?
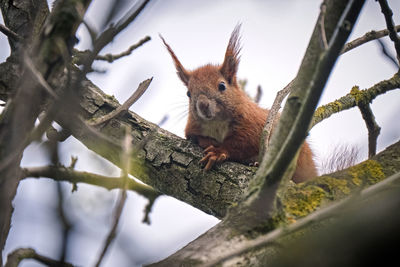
[248,0,365,223]
[5,248,75,267]
[205,169,400,267]
[95,36,151,63]
[260,24,400,161]
[149,139,400,266]
[21,165,161,202]
[259,79,292,160]
[79,0,152,74]
[0,23,21,42]
[0,0,91,262]
[311,73,400,128]
[377,0,400,64]
[73,36,151,65]
[319,1,329,49]
[376,38,399,68]
[357,100,381,158]
[94,128,132,267]
[341,25,400,54]
[89,78,152,126]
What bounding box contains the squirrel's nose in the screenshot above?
[196,97,213,120]
[198,101,209,113]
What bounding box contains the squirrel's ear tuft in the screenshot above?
[160,34,191,86]
[220,24,241,85]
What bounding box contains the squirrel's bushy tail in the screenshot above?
[319,144,360,174]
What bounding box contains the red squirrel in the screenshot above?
[161,25,318,183]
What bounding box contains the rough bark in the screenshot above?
[57,72,256,218]
[0,0,91,264]
[0,0,49,261]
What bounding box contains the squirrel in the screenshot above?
[161,25,318,183]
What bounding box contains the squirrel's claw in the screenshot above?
[249,161,259,167]
[200,145,228,170]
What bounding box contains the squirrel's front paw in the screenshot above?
[200,145,229,171]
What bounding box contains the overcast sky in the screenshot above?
[1,1,400,266]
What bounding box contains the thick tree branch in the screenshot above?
[206,169,400,267]
[245,0,365,225]
[149,139,400,266]
[0,0,91,263]
[0,0,49,52]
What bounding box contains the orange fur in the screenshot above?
[162,25,317,182]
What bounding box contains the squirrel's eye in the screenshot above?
[186,91,191,98]
[218,82,226,92]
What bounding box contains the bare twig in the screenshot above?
[319,1,329,49]
[113,0,152,38]
[94,190,127,267]
[260,23,399,159]
[94,127,132,267]
[21,165,161,200]
[100,0,125,29]
[0,23,21,41]
[377,0,400,65]
[80,0,151,74]
[142,197,157,224]
[56,187,72,265]
[96,36,151,63]
[259,79,293,159]
[254,85,263,104]
[5,247,75,267]
[357,100,381,158]
[263,26,400,157]
[82,20,98,44]
[89,78,152,126]
[73,36,151,65]
[47,140,73,265]
[311,73,400,128]
[377,39,399,68]
[341,25,400,54]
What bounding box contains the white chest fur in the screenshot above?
[200,119,231,143]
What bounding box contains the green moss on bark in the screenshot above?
[283,184,327,220]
